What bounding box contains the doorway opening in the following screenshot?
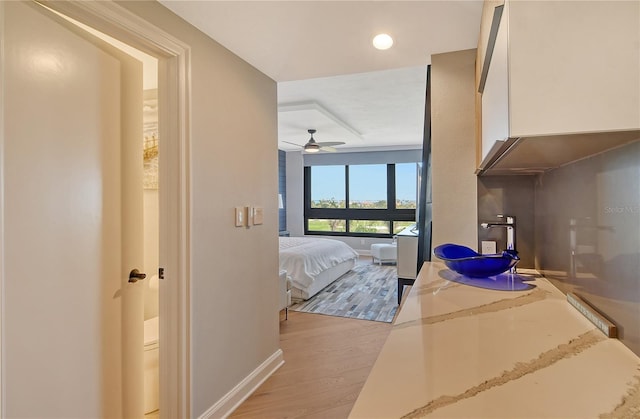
[1,1,191,416]
[142,87,161,417]
[57,14,161,416]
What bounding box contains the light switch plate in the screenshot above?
[246,206,253,225]
[253,206,264,225]
[235,207,245,227]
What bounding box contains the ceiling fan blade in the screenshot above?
[320,146,337,152]
[282,141,304,148]
[316,141,345,147]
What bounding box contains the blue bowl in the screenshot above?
[433,243,519,278]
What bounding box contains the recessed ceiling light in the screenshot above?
[372,33,394,50]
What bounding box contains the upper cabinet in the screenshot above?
[477,0,640,175]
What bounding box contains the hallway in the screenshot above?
[231,311,391,418]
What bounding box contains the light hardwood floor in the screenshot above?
[230,311,392,418]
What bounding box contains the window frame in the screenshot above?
[304,164,416,238]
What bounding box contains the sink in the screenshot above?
[433,243,519,278]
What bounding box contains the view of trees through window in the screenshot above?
[396,163,417,209]
[310,165,345,208]
[305,163,418,236]
[349,164,387,209]
[308,218,346,232]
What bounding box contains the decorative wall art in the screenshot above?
[143,89,158,189]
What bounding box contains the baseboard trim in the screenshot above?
[198,349,284,419]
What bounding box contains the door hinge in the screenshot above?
[158,267,165,279]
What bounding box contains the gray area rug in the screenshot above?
[290,263,398,323]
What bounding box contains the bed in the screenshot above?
[279,236,359,301]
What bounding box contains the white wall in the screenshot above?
[431,49,478,249]
[117,2,281,416]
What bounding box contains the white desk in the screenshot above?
[396,226,418,303]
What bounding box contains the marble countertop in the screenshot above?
[350,261,640,418]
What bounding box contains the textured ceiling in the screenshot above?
[159,1,484,150]
[278,66,428,149]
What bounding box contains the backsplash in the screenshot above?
[477,175,535,268]
[535,140,640,355]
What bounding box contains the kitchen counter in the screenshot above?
[349,261,640,418]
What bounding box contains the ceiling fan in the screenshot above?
[283,129,345,153]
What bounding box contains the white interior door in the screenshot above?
[2,2,144,417]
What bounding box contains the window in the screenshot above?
[392,221,415,234]
[307,219,346,232]
[349,220,390,234]
[349,164,387,209]
[395,163,417,209]
[304,163,418,237]
[310,166,345,208]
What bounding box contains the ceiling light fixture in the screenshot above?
[373,33,394,50]
[304,143,320,153]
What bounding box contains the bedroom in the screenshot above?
[277,148,423,307]
[273,61,429,310]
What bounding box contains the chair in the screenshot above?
[370,243,397,265]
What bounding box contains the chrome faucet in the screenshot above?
[481,214,517,273]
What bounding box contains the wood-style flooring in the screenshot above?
[230,310,392,418]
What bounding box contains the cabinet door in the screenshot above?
[3,2,144,416]
[481,2,509,161]
[508,1,640,136]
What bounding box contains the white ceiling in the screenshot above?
[159,1,484,151]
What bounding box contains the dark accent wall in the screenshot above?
[278,149,286,232]
[535,140,640,355]
[417,65,432,267]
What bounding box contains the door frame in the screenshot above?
[0,1,192,417]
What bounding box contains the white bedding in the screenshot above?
[279,236,359,296]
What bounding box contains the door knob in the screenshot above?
[128,268,147,283]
